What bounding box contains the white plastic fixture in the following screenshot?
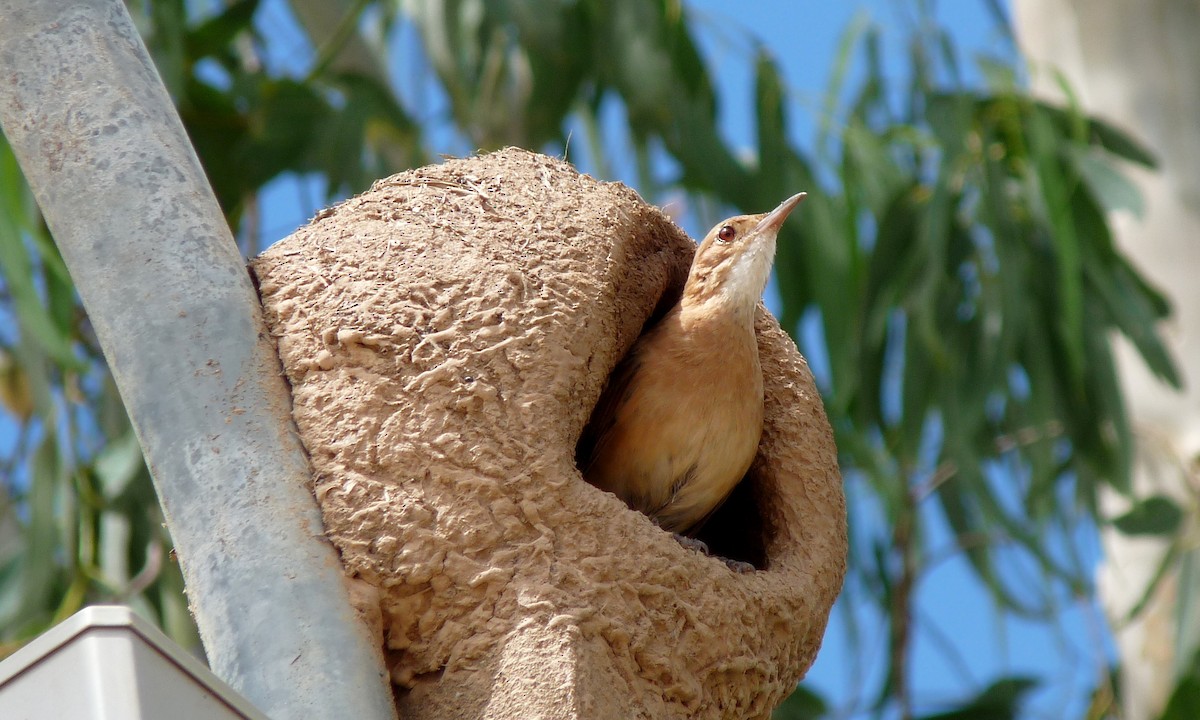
[0,606,269,719]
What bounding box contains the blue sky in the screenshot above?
[232,1,1110,716]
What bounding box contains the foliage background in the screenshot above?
[0,0,1188,718]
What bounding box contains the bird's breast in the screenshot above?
[584,316,765,533]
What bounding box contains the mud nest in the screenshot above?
[251,148,846,720]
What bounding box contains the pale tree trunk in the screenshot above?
[1013,2,1200,718]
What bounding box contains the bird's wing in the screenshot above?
[577,350,642,477]
[666,481,734,537]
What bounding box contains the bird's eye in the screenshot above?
[717,225,736,243]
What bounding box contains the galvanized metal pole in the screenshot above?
[0,2,397,718]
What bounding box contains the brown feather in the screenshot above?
[579,193,805,536]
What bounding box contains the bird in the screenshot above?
[581,192,806,538]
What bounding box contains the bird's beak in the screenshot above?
[754,192,807,235]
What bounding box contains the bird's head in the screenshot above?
[681,192,806,316]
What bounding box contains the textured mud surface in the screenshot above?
[251,148,846,719]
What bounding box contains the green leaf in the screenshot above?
[1087,258,1181,388]
[976,55,1017,92]
[1088,116,1158,168]
[1066,144,1145,217]
[899,316,933,451]
[754,51,788,201]
[238,79,331,188]
[1027,106,1085,393]
[1034,99,1158,168]
[17,435,64,623]
[1111,495,1184,536]
[1175,546,1200,681]
[0,142,84,371]
[818,11,872,162]
[924,92,973,155]
[332,72,419,137]
[772,684,828,720]
[981,0,1013,41]
[148,0,188,98]
[0,551,24,632]
[1082,300,1135,493]
[1161,649,1200,720]
[94,432,147,502]
[178,74,251,216]
[935,28,962,88]
[187,0,261,60]
[794,190,857,411]
[311,92,368,195]
[844,120,904,218]
[917,676,1039,720]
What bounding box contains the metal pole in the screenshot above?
[0,2,397,718]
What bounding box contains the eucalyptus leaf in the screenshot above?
[1066,144,1145,217]
[917,677,1038,720]
[1159,649,1200,720]
[0,206,83,371]
[1111,495,1184,537]
[1087,258,1181,388]
[187,0,261,60]
[148,0,188,99]
[772,684,829,720]
[1085,114,1158,168]
[94,432,147,502]
[754,52,788,201]
[17,436,63,624]
[1027,107,1085,391]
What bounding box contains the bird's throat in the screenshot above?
[675,296,760,355]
